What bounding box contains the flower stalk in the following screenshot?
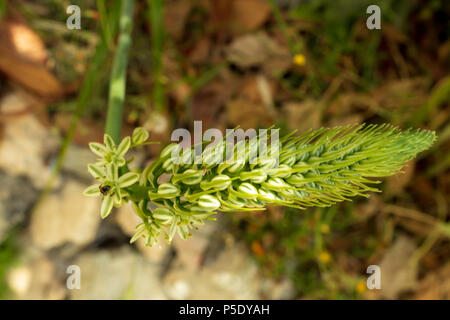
[105,0,135,144]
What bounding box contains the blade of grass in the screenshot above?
[148,0,165,112]
[96,0,113,49]
[411,76,450,126]
[0,0,6,19]
[105,0,135,144]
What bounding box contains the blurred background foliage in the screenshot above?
[0,0,449,299]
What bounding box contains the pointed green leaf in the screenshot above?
[117,172,139,188]
[83,184,101,197]
[117,136,131,157]
[88,164,105,179]
[100,194,114,218]
[89,142,107,157]
[104,134,116,151]
[106,163,118,181]
[114,188,122,204]
[131,201,146,220]
[169,220,177,242]
[130,224,147,243]
[177,225,188,240]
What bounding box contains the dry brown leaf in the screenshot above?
[326,114,364,128]
[281,100,321,133]
[326,93,374,117]
[226,32,290,72]
[188,37,211,64]
[370,78,428,110]
[226,77,275,129]
[229,0,272,34]
[164,0,193,39]
[412,262,450,299]
[2,21,47,64]
[192,80,233,131]
[385,160,415,196]
[355,195,382,221]
[226,99,272,130]
[0,20,62,98]
[382,23,408,44]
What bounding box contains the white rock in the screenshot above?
[62,145,98,180]
[0,171,38,241]
[7,266,32,296]
[172,217,219,270]
[30,180,100,249]
[163,243,261,299]
[9,253,66,300]
[0,114,57,188]
[70,247,167,300]
[0,90,30,114]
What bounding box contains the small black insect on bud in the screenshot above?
[99,184,111,195]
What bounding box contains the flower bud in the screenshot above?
[237,182,259,198]
[197,195,221,211]
[152,207,174,225]
[173,169,203,185]
[262,177,292,191]
[200,175,231,191]
[270,164,292,178]
[227,159,245,173]
[258,188,277,201]
[228,194,247,207]
[286,173,305,186]
[160,143,180,158]
[280,154,296,167]
[157,183,180,197]
[132,127,149,145]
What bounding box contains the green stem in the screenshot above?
[105,0,135,144]
[148,0,165,112]
[0,0,6,18]
[96,0,113,49]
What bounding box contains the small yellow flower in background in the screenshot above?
[293,53,306,66]
[320,224,330,234]
[355,280,367,294]
[318,251,332,264]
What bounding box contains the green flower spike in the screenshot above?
[84,124,436,246]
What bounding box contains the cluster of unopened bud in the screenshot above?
[85,124,436,246]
